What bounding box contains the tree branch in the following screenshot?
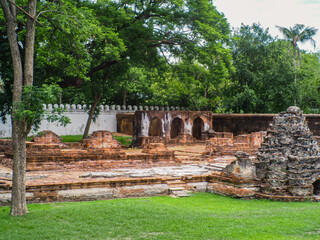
[7,0,43,26]
[86,60,119,77]
[36,9,59,20]
[147,38,192,48]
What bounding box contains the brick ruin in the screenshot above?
[205,131,266,156]
[208,106,320,201]
[1,107,320,204]
[132,111,213,146]
[0,130,180,172]
[255,106,320,198]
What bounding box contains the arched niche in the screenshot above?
[170,117,184,139]
[192,117,204,140]
[313,179,320,195]
[148,117,162,137]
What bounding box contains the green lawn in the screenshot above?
[59,134,132,146]
[26,134,132,146]
[1,193,320,240]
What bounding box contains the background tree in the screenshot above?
[224,23,295,113]
[55,0,233,137]
[150,60,231,111]
[276,24,318,67]
[296,52,320,112]
[276,24,318,105]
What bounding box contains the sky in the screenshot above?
[213,0,320,52]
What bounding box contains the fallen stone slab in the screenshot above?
[26,175,47,180]
[0,173,12,180]
[81,172,123,178]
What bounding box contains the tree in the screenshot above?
[0,0,37,216]
[149,60,231,111]
[0,0,88,216]
[224,23,295,113]
[276,24,318,67]
[296,52,320,112]
[276,24,318,105]
[66,0,233,129]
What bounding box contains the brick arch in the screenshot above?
[192,117,204,140]
[170,117,184,139]
[313,179,320,195]
[149,117,162,137]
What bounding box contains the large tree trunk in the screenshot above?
[298,48,301,68]
[11,121,28,216]
[82,94,101,139]
[1,0,37,216]
[123,90,127,106]
[24,0,36,86]
[292,44,297,68]
[191,97,200,111]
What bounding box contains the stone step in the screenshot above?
[166,179,192,197]
[167,182,186,189]
[208,163,229,167]
[168,187,185,191]
[204,166,224,171]
[0,182,10,190]
[202,161,232,172]
[170,190,192,197]
[0,176,12,181]
[167,180,184,184]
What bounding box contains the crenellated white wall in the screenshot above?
[0,104,183,138]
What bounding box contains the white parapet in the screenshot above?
[0,104,179,138]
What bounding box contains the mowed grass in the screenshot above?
[26,134,132,146]
[1,193,320,240]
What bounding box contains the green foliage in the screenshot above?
[224,23,295,113]
[14,84,70,132]
[3,1,320,116]
[34,0,126,84]
[59,0,233,110]
[1,193,320,239]
[276,24,318,66]
[296,52,320,112]
[150,60,231,111]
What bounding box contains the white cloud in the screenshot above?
[214,0,320,52]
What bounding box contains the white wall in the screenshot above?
[0,104,181,138]
[37,111,118,136]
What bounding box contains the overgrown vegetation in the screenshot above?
[113,135,132,146]
[1,193,320,239]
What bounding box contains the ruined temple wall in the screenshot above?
[212,114,275,136]
[132,111,212,145]
[212,113,320,136]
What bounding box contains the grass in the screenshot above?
[26,134,132,146]
[113,135,132,146]
[59,135,83,142]
[1,193,320,240]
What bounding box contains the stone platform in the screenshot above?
[0,144,236,205]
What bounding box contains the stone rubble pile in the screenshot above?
[256,106,320,197]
